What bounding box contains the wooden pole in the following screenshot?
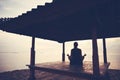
[62,42,65,62]
[92,26,100,79]
[103,38,107,63]
[29,36,36,80]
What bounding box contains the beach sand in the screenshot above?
[0,69,120,80]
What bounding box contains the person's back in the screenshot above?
[70,48,83,65]
[67,42,86,66]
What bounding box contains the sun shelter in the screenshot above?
[0,0,120,80]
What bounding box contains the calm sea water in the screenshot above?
[0,52,120,72]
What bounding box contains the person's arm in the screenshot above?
[79,49,82,57]
[82,53,86,61]
[67,54,71,60]
[80,49,86,60]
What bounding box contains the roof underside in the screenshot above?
[0,0,120,42]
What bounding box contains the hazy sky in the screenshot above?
[0,0,52,17]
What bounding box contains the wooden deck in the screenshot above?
[27,61,110,79]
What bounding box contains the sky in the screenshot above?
[0,0,120,61]
[0,0,52,17]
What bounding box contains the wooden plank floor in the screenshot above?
[31,61,110,79]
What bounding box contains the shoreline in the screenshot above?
[0,69,120,80]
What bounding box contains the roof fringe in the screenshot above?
[17,1,53,19]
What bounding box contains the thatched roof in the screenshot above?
[0,0,120,42]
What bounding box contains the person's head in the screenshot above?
[74,42,78,48]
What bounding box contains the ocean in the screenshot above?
[0,52,120,73]
[0,31,120,72]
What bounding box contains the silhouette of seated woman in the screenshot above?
[67,42,86,66]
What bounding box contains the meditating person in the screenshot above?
[67,42,86,66]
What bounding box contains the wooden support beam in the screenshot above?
[62,42,65,62]
[92,26,100,79]
[103,38,107,63]
[29,36,36,80]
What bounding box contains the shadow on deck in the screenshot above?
[27,61,110,80]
